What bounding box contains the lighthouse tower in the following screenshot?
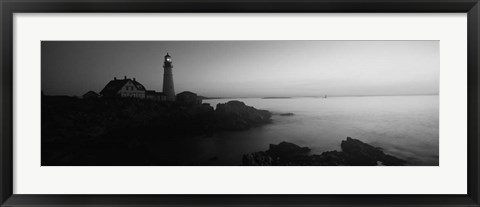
[163,53,175,101]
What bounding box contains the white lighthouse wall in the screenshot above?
[163,67,176,101]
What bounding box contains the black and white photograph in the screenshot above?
[41,41,439,166]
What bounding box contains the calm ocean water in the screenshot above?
[197,95,439,166]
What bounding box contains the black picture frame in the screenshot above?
[1,0,479,206]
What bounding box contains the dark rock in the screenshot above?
[314,151,348,166]
[341,137,406,166]
[267,141,310,158]
[267,142,312,165]
[242,152,273,166]
[242,137,407,166]
[242,142,311,166]
[279,113,295,116]
[215,101,272,130]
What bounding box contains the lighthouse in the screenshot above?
[163,53,176,101]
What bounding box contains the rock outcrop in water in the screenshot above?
[215,101,272,130]
[242,137,406,166]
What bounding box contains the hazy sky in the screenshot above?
[42,41,439,97]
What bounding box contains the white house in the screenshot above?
[100,76,146,98]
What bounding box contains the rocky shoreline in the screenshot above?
[242,137,406,166]
[42,96,272,165]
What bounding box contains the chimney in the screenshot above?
[114,77,117,80]
[133,78,136,81]
[124,76,127,80]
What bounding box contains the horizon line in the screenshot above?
[202,93,439,99]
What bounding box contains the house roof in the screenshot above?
[83,91,99,97]
[132,80,145,90]
[177,91,197,96]
[100,78,146,96]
